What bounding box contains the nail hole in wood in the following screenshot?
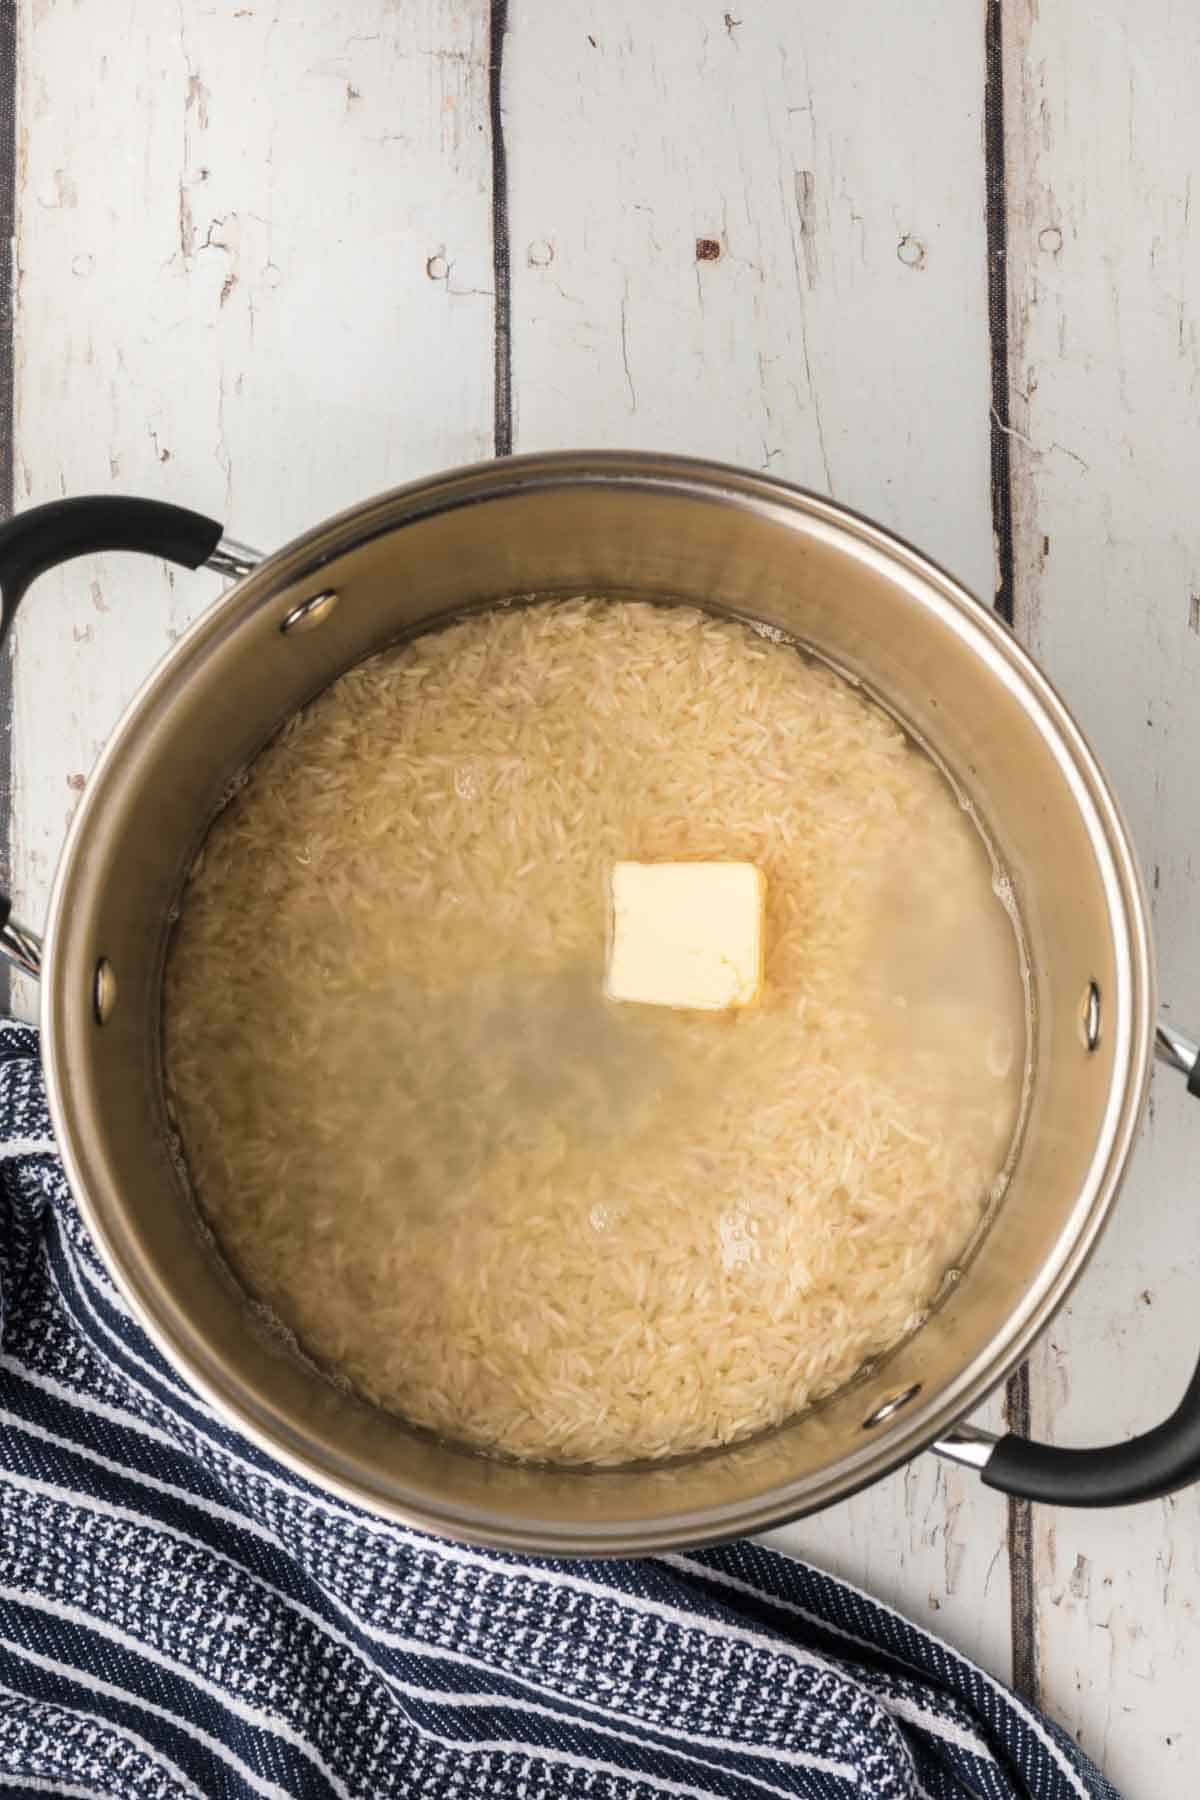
[897,234,927,270]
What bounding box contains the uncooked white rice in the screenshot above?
[164,599,1025,1465]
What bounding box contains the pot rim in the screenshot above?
[37,450,1155,1550]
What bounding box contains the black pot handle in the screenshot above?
[0,495,231,642]
[936,1025,1200,1505]
[979,1365,1200,1506]
[0,495,255,979]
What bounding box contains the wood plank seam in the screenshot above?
[985,0,1015,631]
[1004,1358,1040,1704]
[985,0,1038,1705]
[489,0,512,458]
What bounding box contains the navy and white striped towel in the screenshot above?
[0,1019,1118,1800]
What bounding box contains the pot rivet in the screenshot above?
[93,958,117,1025]
[1080,980,1101,1052]
[280,590,339,636]
[862,1384,922,1430]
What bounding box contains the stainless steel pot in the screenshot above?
[4,452,1199,1554]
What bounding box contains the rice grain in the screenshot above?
[164,599,1025,1465]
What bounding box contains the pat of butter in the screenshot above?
[606,861,766,1011]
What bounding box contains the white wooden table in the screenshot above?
[12,4,1200,1793]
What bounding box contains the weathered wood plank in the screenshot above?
[507,0,997,600]
[505,0,1013,1677]
[1004,1,1200,1789]
[12,0,495,994]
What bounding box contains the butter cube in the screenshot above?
[606,861,766,1011]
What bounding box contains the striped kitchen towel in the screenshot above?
[0,1019,1117,1800]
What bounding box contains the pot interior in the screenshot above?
[42,456,1152,1550]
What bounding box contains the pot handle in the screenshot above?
[935,1026,1200,1505]
[0,494,260,640]
[0,494,263,979]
